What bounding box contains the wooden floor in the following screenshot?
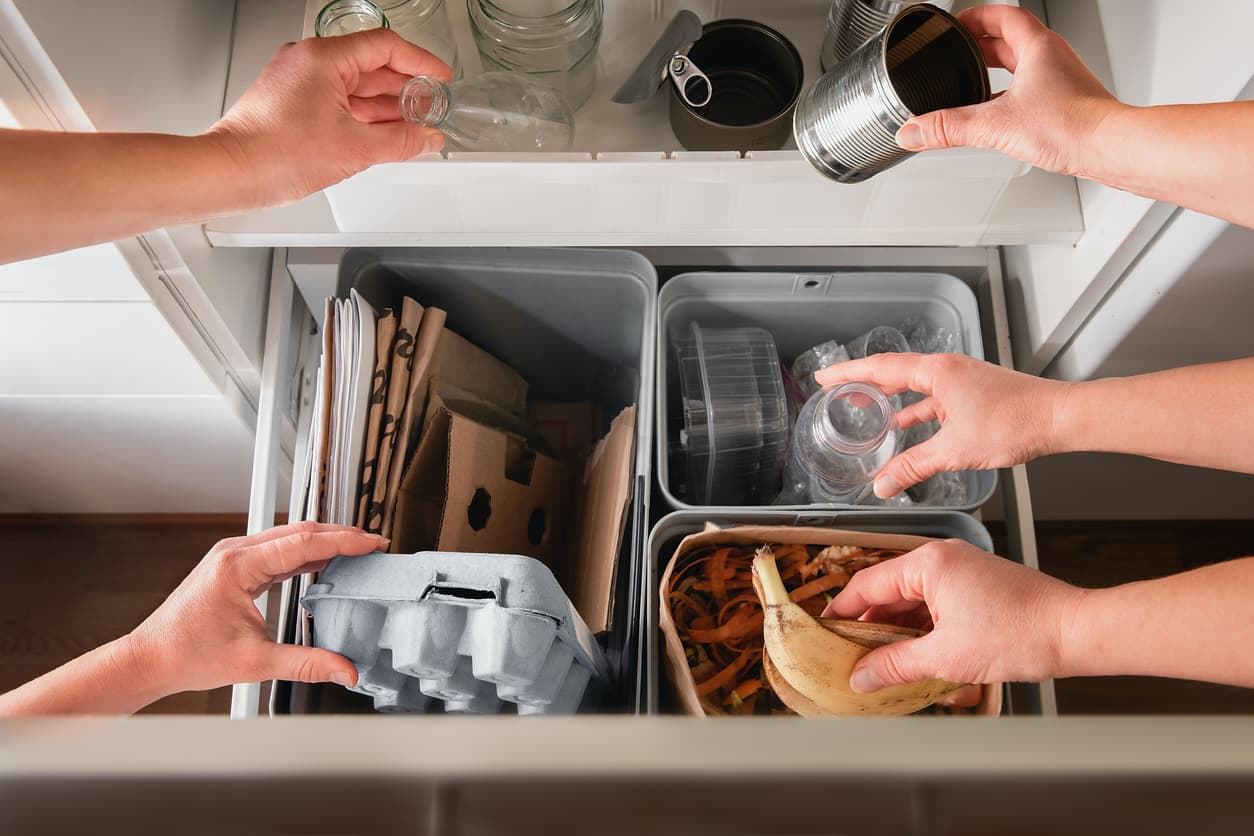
[1,515,1252,716]
[0,515,245,715]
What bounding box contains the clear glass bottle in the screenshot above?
[776,382,900,505]
[316,0,389,37]
[467,0,603,111]
[377,0,461,79]
[400,72,576,152]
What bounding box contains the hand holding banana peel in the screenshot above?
[752,546,966,716]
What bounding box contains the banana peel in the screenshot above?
[753,546,966,717]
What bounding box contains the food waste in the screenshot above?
[665,540,977,716]
[753,546,965,716]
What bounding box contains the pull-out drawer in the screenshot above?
[7,247,1254,831]
[235,244,1048,718]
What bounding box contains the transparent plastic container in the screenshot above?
[378,0,461,77]
[777,382,901,505]
[467,0,604,111]
[675,323,789,506]
[399,73,576,151]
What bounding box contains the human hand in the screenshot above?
[895,4,1123,177]
[207,29,451,207]
[822,539,1085,691]
[125,522,387,698]
[815,352,1072,499]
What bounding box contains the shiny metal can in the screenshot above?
[820,0,956,72]
[795,4,989,184]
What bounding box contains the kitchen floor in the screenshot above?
[2,515,1252,716]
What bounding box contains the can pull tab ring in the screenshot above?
[668,54,712,108]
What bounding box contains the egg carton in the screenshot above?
[301,551,608,715]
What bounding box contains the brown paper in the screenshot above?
[365,297,422,535]
[658,525,1003,717]
[355,307,396,529]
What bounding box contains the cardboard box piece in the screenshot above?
[658,525,1003,717]
[394,403,637,634]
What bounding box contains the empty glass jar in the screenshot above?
[317,0,460,78]
[467,0,603,111]
[776,382,900,505]
[377,0,461,77]
[400,72,576,151]
[316,0,389,36]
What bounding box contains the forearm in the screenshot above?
[0,129,254,264]
[1055,358,1254,474]
[1085,101,1254,228]
[1060,556,1254,687]
[0,634,170,716]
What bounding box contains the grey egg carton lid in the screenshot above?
[301,551,609,715]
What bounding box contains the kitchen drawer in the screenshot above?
[235,244,1047,721]
[11,246,1254,828]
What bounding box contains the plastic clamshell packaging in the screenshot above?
[303,552,608,714]
[658,271,995,511]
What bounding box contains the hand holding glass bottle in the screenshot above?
[399,72,576,152]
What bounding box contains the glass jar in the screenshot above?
[316,0,389,37]
[377,0,462,79]
[467,0,603,111]
[776,382,900,505]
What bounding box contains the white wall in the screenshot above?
[0,2,266,512]
[1028,222,1254,520]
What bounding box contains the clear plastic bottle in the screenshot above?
[776,382,900,505]
[316,0,389,36]
[377,0,461,78]
[400,72,575,152]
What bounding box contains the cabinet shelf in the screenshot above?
[207,0,1084,247]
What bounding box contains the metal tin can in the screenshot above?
[795,4,989,184]
[668,19,804,153]
[820,0,956,72]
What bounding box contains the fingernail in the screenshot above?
[896,123,924,151]
[874,476,902,499]
[850,668,883,693]
[422,134,444,154]
[330,671,354,687]
[376,536,390,549]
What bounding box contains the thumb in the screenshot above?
[265,644,359,687]
[896,103,992,152]
[360,121,444,164]
[873,436,947,499]
[849,635,941,693]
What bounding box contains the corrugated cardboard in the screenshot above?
[393,404,637,634]
[659,525,1003,717]
[393,406,576,568]
[562,406,636,633]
